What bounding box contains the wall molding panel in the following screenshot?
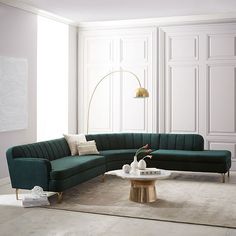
[78,27,157,133]
[207,34,236,60]
[160,23,236,170]
[166,65,199,133]
[168,35,199,62]
[206,64,236,136]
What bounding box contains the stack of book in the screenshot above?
[137,168,161,176]
[22,193,50,207]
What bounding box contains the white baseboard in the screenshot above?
[0,177,10,186]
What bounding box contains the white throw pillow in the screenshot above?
[63,133,87,155]
[77,140,99,156]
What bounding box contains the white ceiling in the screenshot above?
[7,0,236,22]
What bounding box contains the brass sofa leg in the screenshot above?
[102,174,105,182]
[16,188,19,200]
[222,173,225,183]
[56,192,63,203]
[228,170,230,178]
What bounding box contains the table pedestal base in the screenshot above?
[129,180,157,203]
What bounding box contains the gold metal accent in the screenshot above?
[101,174,105,182]
[222,173,225,183]
[56,192,63,203]
[16,188,19,200]
[228,171,230,178]
[129,180,157,203]
[135,87,149,98]
[86,70,149,133]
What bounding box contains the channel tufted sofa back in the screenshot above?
[10,133,204,161]
[11,138,71,161]
[86,133,204,151]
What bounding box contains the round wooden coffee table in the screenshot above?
[105,169,171,203]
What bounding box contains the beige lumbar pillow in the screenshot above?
[77,140,99,156]
[63,133,87,155]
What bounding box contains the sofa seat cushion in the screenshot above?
[50,155,105,180]
[151,150,231,163]
[99,149,137,162]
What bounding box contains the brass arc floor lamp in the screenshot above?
[86,70,149,134]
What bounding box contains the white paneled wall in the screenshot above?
[78,28,157,134]
[78,22,236,169]
[160,23,236,169]
[208,65,235,134]
[167,65,198,133]
[164,32,199,134]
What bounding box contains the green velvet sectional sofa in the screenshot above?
[6,133,231,201]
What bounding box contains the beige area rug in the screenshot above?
[47,172,236,228]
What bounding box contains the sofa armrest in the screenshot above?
[7,156,52,191]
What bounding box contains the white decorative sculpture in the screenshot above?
[130,156,139,173]
[122,164,131,174]
[138,159,147,170]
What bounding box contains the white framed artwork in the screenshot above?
[0,56,28,132]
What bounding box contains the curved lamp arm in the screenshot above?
[86,70,149,134]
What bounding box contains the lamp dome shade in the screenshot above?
[135,87,149,98]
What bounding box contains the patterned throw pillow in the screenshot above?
[63,133,87,155]
[77,140,99,155]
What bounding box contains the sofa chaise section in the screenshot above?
[150,149,231,181]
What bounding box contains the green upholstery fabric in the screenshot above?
[7,148,51,190]
[86,133,204,151]
[99,149,137,162]
[100,149,137,171]
[11,138,70,161]
[148,150,231,173]
[50,155,105,180]
[49,165,106,192]
[106,160,132,171]
[158,134,204,150]
[151,150,231,163]
[146,159,230,173]
[6,133,231,194]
